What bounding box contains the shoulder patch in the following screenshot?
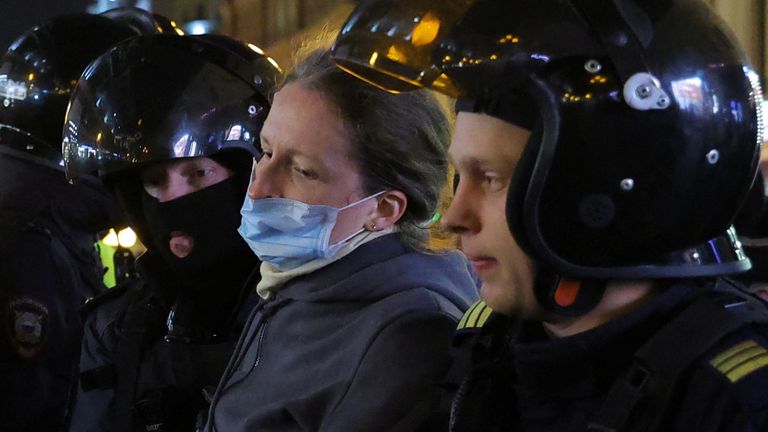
[457,300,493,330]
[5,297,49,359]
[709,339,768,383]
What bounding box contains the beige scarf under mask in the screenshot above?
[256,227,396,299]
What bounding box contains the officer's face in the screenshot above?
[140,157,233,258]
[444,112,540,317]
[247,82,380,244]
[141,157,233,202]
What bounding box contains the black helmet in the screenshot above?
[0,8,175,164]
[63,34,281,294]
[63,33,281,182]
[332,0,765,282]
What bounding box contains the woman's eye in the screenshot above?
[293,166,317,179]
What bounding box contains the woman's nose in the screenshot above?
[247,162,277,199]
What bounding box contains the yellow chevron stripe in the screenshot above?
[717,346,767,374]
[710,340,758,369]
[466,302,487,328]
[457,301,481,329]
[725,353,768,383]
[457,300,492,330]
[476,305,493,328]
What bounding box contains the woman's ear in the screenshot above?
[367,190,407,231]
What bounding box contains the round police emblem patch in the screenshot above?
[6,298,49,358]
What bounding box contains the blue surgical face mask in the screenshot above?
[238,191,385,271]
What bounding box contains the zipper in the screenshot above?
[449,375,470,432]
[204,295,280,431]
[252,319,269,368]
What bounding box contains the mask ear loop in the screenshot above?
[332,190,388,246]
[330,227,367,246]
[338,190,387,211]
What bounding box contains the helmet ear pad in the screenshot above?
[506,121,609,315]
[505,117,542,259]
[502,93,608,316]
[503,78,560,256]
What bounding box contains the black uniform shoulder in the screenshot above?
[660,280,768,423]
[454,300,515,346]
[699,322,768,408]
[448,301,517,382]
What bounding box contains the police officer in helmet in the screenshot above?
[332,0,768,430]
[64,33,281,431]
[0,9,172,431]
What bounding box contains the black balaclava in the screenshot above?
[140,175,252,286]
[138,164,258,341]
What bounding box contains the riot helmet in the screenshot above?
[63,33,280,181]
[62,33,281,291]
[331,0,764,312]
[0,8,175,165]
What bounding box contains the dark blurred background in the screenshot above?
[1,0,91,51]
[0,0,356,69]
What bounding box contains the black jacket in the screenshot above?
[449,278,768,432]
[205,234,480,432]
[0,136,114,432]
[69,251,259,432]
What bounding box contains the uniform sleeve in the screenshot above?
[319,311,457,432]
[69,309,119,432]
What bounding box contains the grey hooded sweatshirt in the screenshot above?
[204,234,479,432]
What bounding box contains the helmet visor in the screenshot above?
[64,35,271,180]
[331,0,483,97]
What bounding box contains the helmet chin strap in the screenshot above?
[534,269,607,317]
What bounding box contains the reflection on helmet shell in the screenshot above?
[63,33,282,182]
[0,9,173,160]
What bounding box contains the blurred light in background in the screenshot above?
[102,228,118,246]
[183,19,214,35]
[102,227,137,248]
[88,0,151,14]
[117,227,138,248]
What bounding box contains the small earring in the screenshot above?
[368,223,377,231]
